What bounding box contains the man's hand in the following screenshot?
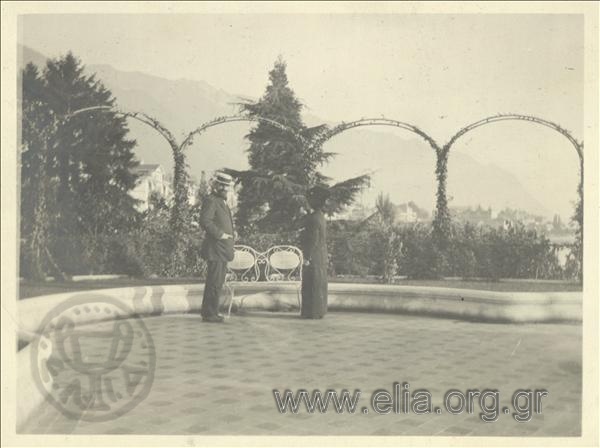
[219,233,233,240]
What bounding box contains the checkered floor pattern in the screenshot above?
[21,311,582,436]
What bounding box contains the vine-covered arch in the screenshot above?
[68,109,303,211]
[64,106,188,245]
[444,114,583,162]
[68,106,179,151]
[314,118,447,245]
[313,118,441,153]
[436,113,584,269]
[67,108,301,275]
[180,115,306,151]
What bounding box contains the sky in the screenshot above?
[19,12,584,219]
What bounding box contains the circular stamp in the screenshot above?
[30,293,156,422]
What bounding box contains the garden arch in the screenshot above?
[313,118,446,237]
[67,107,303,274]
[178,114,306,232]
[68,106,190,272]
[69,108,305,206]
[318,115,584,252]
[313,118,441,152]
[69,106,179,150]
[181,115,306,151]
[444,114,583,161]
[439,114,584,244]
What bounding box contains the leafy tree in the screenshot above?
[20,53,140,278]
[197,170,210,203]
[373,193,401,283]
[190,170,210,227]
[397,223,445,279]
[570,175,583,281]
[375,193,396,226]
[20,64,60,280]
[45,53,139,233]
[148,191,169,212]
[408,201,429,220]
[328,220,373,277]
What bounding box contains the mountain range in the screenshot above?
[19,45,552,217]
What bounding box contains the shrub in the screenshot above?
[444,222,565,280]
[396,224,446,279]
[328,223,372,277]
[237,231,301,252]
[35,212,570,282]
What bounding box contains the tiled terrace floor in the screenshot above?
[21,311,581,436]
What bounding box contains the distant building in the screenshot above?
[451,205,493,227]
[333,204,374,221]
[130,164,172,211]
[452,205,577,241]
[395,203,419,224]
[547,234,575,245]
[335,201,429,224]
[187,183,199,206]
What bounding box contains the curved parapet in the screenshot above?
[18,283,582,340]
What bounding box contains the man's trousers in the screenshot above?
[201,260,227,318]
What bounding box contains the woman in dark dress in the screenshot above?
[300,186,329,319]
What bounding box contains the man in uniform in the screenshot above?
[199,171,235,323]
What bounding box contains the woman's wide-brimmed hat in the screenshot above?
[308,184,331,199]
[307,184,331,207]
[212,170,234,187]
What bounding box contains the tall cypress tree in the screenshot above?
[235,57,370,234]
[236,58,338,233]
[236,58,307,233]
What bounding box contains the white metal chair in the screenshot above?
[224,245,259,317]
[264,245,303,308]
[224,244,304,316]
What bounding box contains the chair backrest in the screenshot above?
[264,245,303,282]
[227,245,259,282]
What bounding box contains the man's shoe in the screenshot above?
[203,315,224,323]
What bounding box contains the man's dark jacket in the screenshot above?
[199,194,235,262]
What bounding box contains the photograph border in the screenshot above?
[2,2,598,447]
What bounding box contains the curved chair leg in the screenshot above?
[226,284,235,318]
[296,285,301,309]
[238,295,248,312]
